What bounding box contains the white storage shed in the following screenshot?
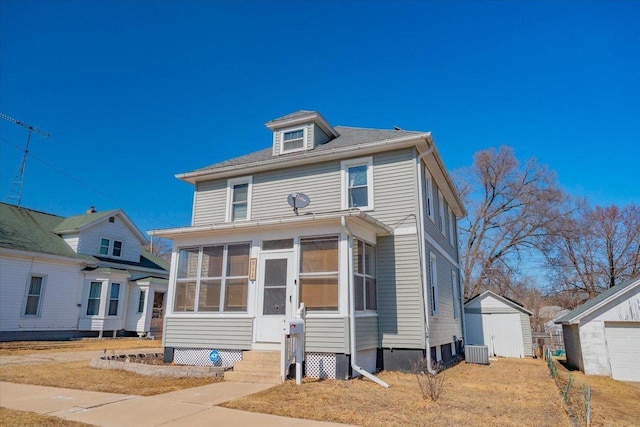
[464,291,533,358]
[555,276,640,381]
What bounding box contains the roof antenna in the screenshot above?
[1,113,50,207]
[287,192,311,216]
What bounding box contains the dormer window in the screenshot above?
[281,128,306,153]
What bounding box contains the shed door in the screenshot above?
[488,313,525,358]
[605,322,640,381]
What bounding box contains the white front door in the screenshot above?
[255,251,295,343]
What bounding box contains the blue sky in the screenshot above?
[1,0,638,235]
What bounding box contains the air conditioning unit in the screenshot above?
[465,345,489,365]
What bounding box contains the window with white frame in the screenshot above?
[452,270,460,319]
[99,238,123,257]
[281,128,306,153]
[448,206,455,246]
[424,167,434,221]
[438,189,446,234]
[23,275,45,316]
[138,290,145,313]
[226,177,252,222]
[354,239,377,311]
[108,283,120,315]
[429,253,438,315]
[112,240,123,257]
[299,236,339,311]
[87,282,102,315]
[99,238,110,255]
[174,243,250,313]
[342,157,373,210]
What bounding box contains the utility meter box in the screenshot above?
[283,318,305,336]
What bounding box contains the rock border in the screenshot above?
[90,353,225,378]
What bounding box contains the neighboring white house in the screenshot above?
[149,110,467,381]
[555,276,640,381]
[0,203,169,340]
[464,290,533,358]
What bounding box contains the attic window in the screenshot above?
[281,128,306,153]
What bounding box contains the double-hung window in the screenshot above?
[429,253,439,315]
[174,243,250,313]
[452,270,460,319]
[24,275,45,316]
[281,128,306,153]
[108,283,120,315]
[448,207,456,246]
[99,238,123,257]
[112,240,123,257]
[424,167,434,221]
[354,240,377,311]
[299,236,339,311]
[342,157,374,211]
[99,238,110,255]
[226,177,252,222]
[438,190,446,234]
[87,282,102,315]
[138,290,146,313]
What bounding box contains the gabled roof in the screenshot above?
[0,203,87,260]
[555,276,640,324]
[464,290,533,316]
[53,209,148,245]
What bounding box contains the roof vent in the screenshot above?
[86,206,97,214]
[109,216,115,223]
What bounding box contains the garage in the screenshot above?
[605,322,640,381]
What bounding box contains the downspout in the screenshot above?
[417,145,438,374]
[341,216,389,388]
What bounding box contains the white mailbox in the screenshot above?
[283,318,305,336]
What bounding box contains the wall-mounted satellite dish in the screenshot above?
[287,192,310,215]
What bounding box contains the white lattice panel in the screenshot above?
[305,352,336,379]
[173,348,242,367]
[357,349,377,373]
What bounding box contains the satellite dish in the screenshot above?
[287,192,310,215]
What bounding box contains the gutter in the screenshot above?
[415,147,438,375]
[341,216,390,388]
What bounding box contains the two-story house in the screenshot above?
[0,203,169,340]
[149,111,465,380]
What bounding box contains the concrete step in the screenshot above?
[224,370,282,385]
[232,360,280,374]
[241,351,280,363]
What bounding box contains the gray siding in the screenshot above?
[312,124,331,147]
[371,148,418,226]
[378,234,425,349]
[252,160,341,219]
[163,317,253,349]
[305,317,348,353]
[427,244,463,345]
[521,313,533,356]
[356,316,379,350]
[422,168,458,261]
[193,180,227,225]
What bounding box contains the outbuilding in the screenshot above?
[555,276,640,381]
[464,291,533,358]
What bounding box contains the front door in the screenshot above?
[256,252,295,343]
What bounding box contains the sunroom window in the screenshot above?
[299,236,339,311]
[174,243,250,313]
[354,240,377,311]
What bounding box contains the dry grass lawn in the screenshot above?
[0,360,220,396]
[223,358,570,426]
[0,407,92,427]
[0,338,161,356]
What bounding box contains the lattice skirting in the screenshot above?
[305,352,336,379]
[173,348,242,367]
[356,348,377,373]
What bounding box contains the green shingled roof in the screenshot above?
[0,203,87,260]
[53,209,120,233]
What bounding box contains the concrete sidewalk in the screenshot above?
[1,381,351,426]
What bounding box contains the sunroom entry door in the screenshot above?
[256,252,295,343]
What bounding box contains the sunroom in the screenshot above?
[149,210,391,379]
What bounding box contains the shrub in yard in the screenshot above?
[412,357,446,401]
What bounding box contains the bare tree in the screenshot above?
[454,146,570,299]
[145,236,172,263]
[543,203,640,303]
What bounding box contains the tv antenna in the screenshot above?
[1,113,50,206]
[287,192,310,215]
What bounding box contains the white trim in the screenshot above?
[21,274,46,317]
[225,176,253,222]
[279,125,308,154]
[424,232,459,269]
[429,252,439,316]
[425,167,434,222]
[341,156,374,211]
[392,225,417,236]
